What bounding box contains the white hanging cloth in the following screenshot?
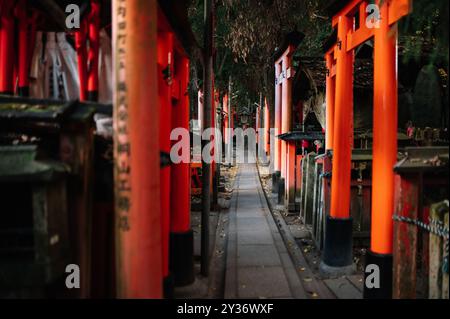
[29,31,45,99]
[29,32,80,101]
[98,29,112,104]
[43,32,66,100]
[56,32,80,100]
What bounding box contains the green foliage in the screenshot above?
[188,0,449,111]
[399,0,449,66]
[188,0,332,109]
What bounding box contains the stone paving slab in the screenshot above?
[238,229,274,245]
[237,245,281,267]
[347,275,364,292]
[238,266,292,299]
[236,217,270,232]
[324,277,363,299]
[234,208,266,218]
[225,164,307,299]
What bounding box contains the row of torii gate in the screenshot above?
[68,0,412,299]
[256,0,412,299]
[108,0,412,299]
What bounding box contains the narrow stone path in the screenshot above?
[225,164,307,299]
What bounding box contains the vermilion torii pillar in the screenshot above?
[280,52,294,181]
[75,17,89,101]
[223,94,229,148]
[367,0,410,299]
[264,98,270,156]
[0,0,15,95]
[273,43,296,203]
[256,103,260,147]
[321,46,336,224]
[75,0,101,102]
[321,11,355,277]
[198,90,203,131]
[87,0,101,101]
[169,54,195,288]
[113,0,161,298]
[272,62,282,191]
[16,0,30,96]
[322,0,412,299]
[281,51,296,210]
[157,27,174,297]
[325,52,336,152]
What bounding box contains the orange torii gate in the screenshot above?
[322,0,412,299]
[274,45,295,201]
[113,0,161,298]
[272,32,303,203]
[113,0,196,298]
[255,103,260,142]
[264,98,270,156]
[223,94,229,147]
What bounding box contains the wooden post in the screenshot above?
[295,155,303,202]
[303,152,317,225]
[443,212,449,299]
[286,142,296,212]
[429,202,444,298]
[113,0,161,298]
[429,201,449,299]
[312,158,324,245]
[393,174,419,299]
